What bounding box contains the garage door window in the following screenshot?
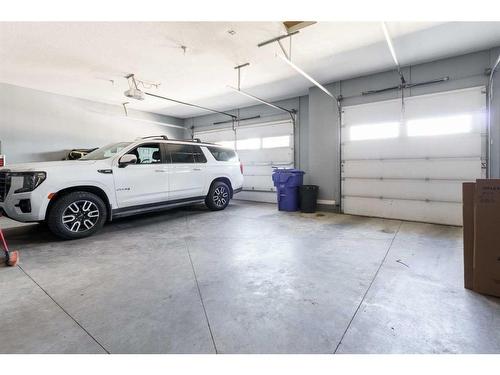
[349,122,399,141]
[216,141,235,149]
[341,86,485,226]
[407,114,472,137]
[236,138,261,150]
[262,135,290,149]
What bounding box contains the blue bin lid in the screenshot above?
[272,168,305,175]
[272,168,305,185]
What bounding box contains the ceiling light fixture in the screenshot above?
[278,54,334,98]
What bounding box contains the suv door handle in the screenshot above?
[155,169,166,173]
[192,168,201,171]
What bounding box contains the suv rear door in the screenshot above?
[165,143,207,200]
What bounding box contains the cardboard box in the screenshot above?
[472,179,500,297]
[462,182,475,290]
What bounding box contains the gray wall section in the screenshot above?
[186,46,500,208]
[297,95,309,180]
[0,83,186,163]
[307,83,339,201]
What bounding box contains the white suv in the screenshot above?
[0,136,243,239]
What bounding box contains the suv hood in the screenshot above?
[0,160,102,172]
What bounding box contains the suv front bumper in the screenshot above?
[0,176,48,222]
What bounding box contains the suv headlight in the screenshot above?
[9,172,47,193]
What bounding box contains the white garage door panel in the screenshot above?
[342,133,481,160]
[243,175,275,191]
[243,165,276,189]
[237,148,293,164]
[343,159,482,180]
[343,179,462,202]
[194,120,293,203]
[196,128,235,143]
[237,122,293,138]
[341,86,485,225]
[343,197,462,226]
[236,191,277,203]
[404,87,486,118]
[342,99,402,125]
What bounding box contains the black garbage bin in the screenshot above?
[299,185,319,213]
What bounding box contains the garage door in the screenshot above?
[195,120,294,203]
[341,86,486,225]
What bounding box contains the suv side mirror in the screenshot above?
[118,154,137,168]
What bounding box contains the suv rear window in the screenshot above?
[193,146,207,163]
[207,147,238,162]
[167,144,207,163]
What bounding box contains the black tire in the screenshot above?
[47,191,107,240]
[205,181,231,211]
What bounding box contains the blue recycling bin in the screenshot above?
[272,168,305,212]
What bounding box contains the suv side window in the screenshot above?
[167,144,207,163]
[207,146,238,162]
[127,143,163,164]
[193,146,207,163]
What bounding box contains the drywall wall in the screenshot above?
[307,83,339,205]
[0,83,186,163]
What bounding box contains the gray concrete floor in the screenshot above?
[0,200,499,354]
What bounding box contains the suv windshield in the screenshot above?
[80,142,132,160]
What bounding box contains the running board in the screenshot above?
[111,196,205,220]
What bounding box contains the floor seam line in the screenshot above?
[333,220,403,354]
[184,238,219,354]
[17,265,110,354]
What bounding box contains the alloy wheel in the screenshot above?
[213,186,229,208]
[62,200,100,232]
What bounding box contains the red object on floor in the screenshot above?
[0,220,19,267]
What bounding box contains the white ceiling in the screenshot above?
[1,22,500,118]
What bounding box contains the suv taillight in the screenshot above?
[240,162,243,174]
